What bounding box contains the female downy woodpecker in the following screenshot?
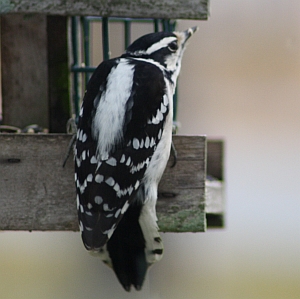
[75,27,198,291]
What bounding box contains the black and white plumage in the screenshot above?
[75,27,197,291]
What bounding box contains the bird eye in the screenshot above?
[168,41,178,52]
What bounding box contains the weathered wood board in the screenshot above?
[0,134,76,231]
[157,135,206,232]
[1,15,71,132]
[0,134,207,232]
[0,0,209,19]
[206,140,225,227]
[1,14,49,129]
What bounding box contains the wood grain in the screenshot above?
[206,140,225,227]
[1,14,49,129]
[157,135,206,232]
[0,134,207,232]
[0,0,209,20]
[0,134,76,230]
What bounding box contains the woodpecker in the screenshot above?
[75,26,197,291]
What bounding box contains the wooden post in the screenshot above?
[0,19,2,123]
[1,14,49,129]
[47,16,71,133]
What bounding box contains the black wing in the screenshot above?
[75,58,169,250]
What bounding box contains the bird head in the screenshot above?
[123,26,198,78]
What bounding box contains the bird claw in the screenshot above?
[170,141,177,168]
[62,118,77,168]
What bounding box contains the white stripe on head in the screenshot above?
[145,37,177,55]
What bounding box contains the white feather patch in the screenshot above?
[139,201,164,265]
[92,60,134,158]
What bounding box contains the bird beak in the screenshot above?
[179,26,198,47]
[185,26,199,40]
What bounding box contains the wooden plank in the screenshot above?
[0,0,209,20]
[206,140,225,227]
[47,16,71,133]
[207,140,224,181]
[0,134,76,231]
[0,134,206,232]
[157,135,206,232]
[206,179,225,227]
[1,14,49,129]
